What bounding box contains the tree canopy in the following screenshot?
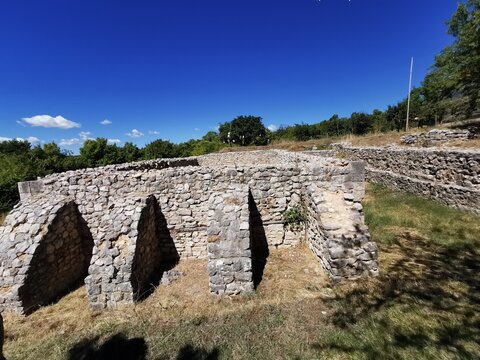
[218,116,268,146]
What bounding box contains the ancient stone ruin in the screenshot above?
[401,128,476,145]
[326,144,480,214]
[0,150,378,314]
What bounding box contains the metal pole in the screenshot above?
[406,57,414,132]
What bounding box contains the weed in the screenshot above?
[282,206,306,232]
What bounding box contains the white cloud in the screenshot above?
[79,131,92,141]
[0,136,40,144]
[148,130,160,135]
[267,124,278,132]
[24,136,40,144]
[101,119,112,125]
[107,138,121,144]
[59,138,82,146]
[21,115,80,129]
[194,128,200,132]
[126,129,144,138]
[59,131,93,146]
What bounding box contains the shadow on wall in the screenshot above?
[68,334,220,360]
[248,191,269,289]
[131,196,180,302]
[19,202,94,314]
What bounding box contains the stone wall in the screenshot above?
[207,185,253,296]
[330,145,480,213]
[0,197,93,314]
[0,150,378,313]
[305,184,378,282]
[401,129,475,145]
[85,195,169,309]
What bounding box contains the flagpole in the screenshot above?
[406,57,414,132]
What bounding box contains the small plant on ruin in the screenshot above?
[283,206,306,232]
[335,150,349,159]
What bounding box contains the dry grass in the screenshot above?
[3,244,330,360]
[343,131,407,147]
[0,212,6,226]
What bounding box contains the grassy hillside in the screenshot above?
[3,184,480,360]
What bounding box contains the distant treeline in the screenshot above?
[1,1,478,212]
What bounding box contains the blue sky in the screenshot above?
[0,0,458,152]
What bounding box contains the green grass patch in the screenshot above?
[363,183,480,247]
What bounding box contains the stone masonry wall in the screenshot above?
[305,184,378,282]
[0,150,377,312]
[207,185,253,296]
[331,145,480,213]
[85,194,171,309]
[33,151,364,257]
[0,197,93,314]
[401,129,475,145]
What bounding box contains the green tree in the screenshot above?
[218,116,267,146]
[0,139,31,155]
[143,139,178,159]
[191,139,226,156]
[80,138,108,167]
[423,0,480,118]
[350,112,373,135]
[122,142,142,162]
[97,144,124,166]
[202,131,219,142]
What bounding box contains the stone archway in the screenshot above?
[131,195,179,300]
[0,197,94,314]
[86,194,180,308]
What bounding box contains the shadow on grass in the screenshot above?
[68,334,220,360]
[68,333,147,360]
[312,231,480,358]
[175,344,220,360]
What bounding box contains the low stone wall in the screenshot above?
[305,184,378,282]
[330,145,480,213]
[401,129,475,145]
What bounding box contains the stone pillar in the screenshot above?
[17,180,44,201]
[345,161,365,201]
[207,185,254,296]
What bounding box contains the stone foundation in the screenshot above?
[0,150,378,313]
